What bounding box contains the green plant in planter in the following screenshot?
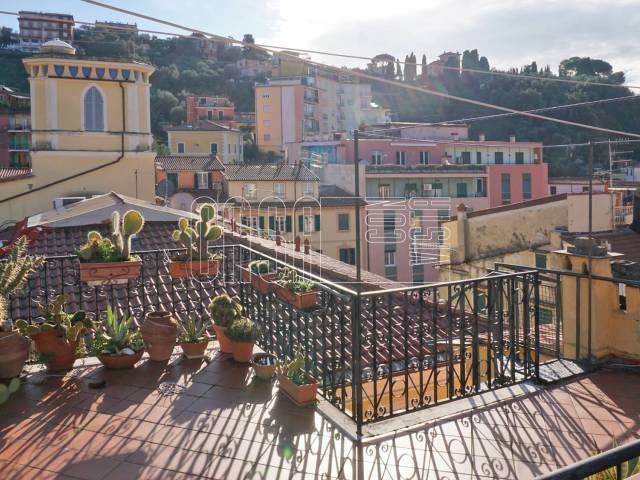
[226,318,260,343]
[276,268,315,293]
[277,348,314,386]
[208,294,243,328]
[90,305,143,356]
[0,236,44,332]
[248,260,272,275]
[78,210,145,263]
[15,294,93,342]
[172,204,223,261]
[179,315,208,343]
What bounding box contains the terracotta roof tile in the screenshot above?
[223,164,318,181]
[156,155,224,172]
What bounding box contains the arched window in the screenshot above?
[84,86,104,131]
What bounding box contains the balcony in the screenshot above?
[3,239,640,478]
[366,164,487,174]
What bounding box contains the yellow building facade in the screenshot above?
[0,40,156,222]
[166,122,244,164]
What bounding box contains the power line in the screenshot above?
[78,0,640,140]
[3,8,640,92]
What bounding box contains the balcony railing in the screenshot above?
[614,205,633,226]
[8,243,542,434]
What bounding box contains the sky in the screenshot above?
[3,0,640,84]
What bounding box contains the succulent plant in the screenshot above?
[78,210,145,262]
[208,294,242,328]
[178,314,208,343]
[276,348,313,386]
[226,318,260,343]
[0,236,44,331]
[172,204,223,261]
[15,294,93,343]
[248,260,272,275]
[91,305,143,356]
[276,268,315,293]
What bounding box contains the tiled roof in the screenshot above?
[165,120,239,132]
[156,155,224,172]
[223,164,318,181]
[319,184,366,207]
[0,168,32,183]
[563,228,640,264]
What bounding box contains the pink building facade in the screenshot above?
[186,96,236,124]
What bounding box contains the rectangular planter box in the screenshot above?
[239,265,277,294]
[277,372,318,406]
[79,260,142,284]
[169,259,219,279]
[276,285,317,310]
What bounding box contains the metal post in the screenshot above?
[587,142,593,361]
[353,129,362,286]
[351,129,363,438]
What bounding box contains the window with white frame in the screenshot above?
[263,134,271,142]
[243,183,257,200]
[371,151,382,165]
[419,151,430,165]
[304,182,314,195]
[396,151,406,165]
[384,250,396,266]
[245,216,259,231]
[177,142,185,154]
[84,86,104,132]
[274,183,285,198]
[196,172,208,189]
[274,216,286,233]
[303,215,315,234]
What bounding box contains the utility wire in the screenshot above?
[78,0,640,140]
[3,9,639,92]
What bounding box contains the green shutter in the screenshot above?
[339,249,347,263]
[314,215,321,232]
[194,173,198,188]
[285,216,292,232]
[298,215,304,233]
[259,216,265,230]
[208,172,212,186]
[268,216,275,231]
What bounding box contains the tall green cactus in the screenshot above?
[172,204,222,260]
[0,236,44,331]
[78,210,145,262]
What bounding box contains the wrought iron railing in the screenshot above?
[7,244,541,434]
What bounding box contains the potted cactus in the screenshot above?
[92,305,144,369]
[178,314,210,359]
[251,352,277,381]
[170,204,223,279]
[277,349,318,406]
[239,260,277,295]
[208,294,242,354]
[78,210,145,284]
[275,268,318,310]
[226,318,260,363]
[0,236,44,380]
[15,294,93,372]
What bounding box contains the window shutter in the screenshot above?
[208,172,212,187]
[268,216,275,231]
[298,215,304,233]
[285,216,292,232]
[259,216,265,230]
[314,215,321,232]
[194,173,199,188]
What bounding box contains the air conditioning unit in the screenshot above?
[53,197,85,209]
[423,183,433,190]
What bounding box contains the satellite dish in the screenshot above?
[157,179,176,198]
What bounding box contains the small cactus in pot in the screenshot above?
[77,210,145,283]
[169,204,223,278]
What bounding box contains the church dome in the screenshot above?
[40,39,76,55]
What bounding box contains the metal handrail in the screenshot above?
[537,438,640,479]
[495,262,640,288]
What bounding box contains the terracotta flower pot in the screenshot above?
[31,330,78,372]
[0,331,30,379]
[141,311,178,361]
[277,372,318,406]
[251,353,277,381]
[180,338,209,359]
[231,341,254,363]
[98,349,144,369]
[276,286,317,310]
[239,265,276,295]
[212,324,232,354]
[169,259,219,279]
[79,260,142,284]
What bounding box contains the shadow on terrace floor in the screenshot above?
[1,346,639,480]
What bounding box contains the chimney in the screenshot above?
[454,203,468,263]
[509,135,516,143]
[631,192,640,233]
[478,133,485,142]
